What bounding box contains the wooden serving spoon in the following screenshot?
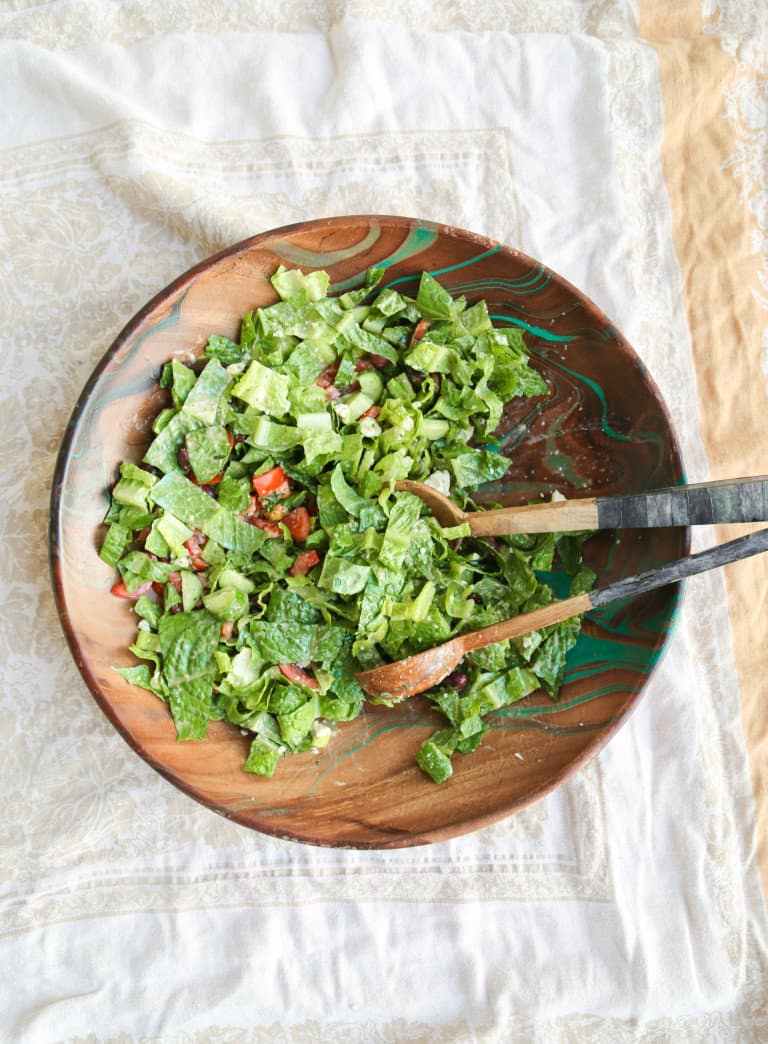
[355,527,768,701]
[396,475,768,534]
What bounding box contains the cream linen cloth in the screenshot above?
[1,3,767,1040]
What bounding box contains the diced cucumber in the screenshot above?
[341,392,374,422]
[357,370,384,401]
[296,411,333,432]
[362,314,387,335]
[218,567,256,594]
[422,418,450,440]
[203,587,249,620]
[181,569,203,612]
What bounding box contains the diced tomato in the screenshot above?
[278,663,319,690]
[318,361,363,400]
[283,506,312,541]
[271,480,292,500]
[252,466,288,498]
[251,517,282,538]
[184,535,202,555]
[184,533,208,571]
[190,471,222,487]
[220,620,234,640]
[168,571,183,594]
[226,429,235,450]
[289,549,320,576]
[152,582,165,596]
[409,318,430,346]
[111,580,153,599]
[316,360,340,388]
[359,404,381,421]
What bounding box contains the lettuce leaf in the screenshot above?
[415,271,455,321]
[450,449,510,489]
[182,359,232,425]
[186,425,231,483]
[160,359,196,408]
[231,360,292,416]
[159,611,220,740]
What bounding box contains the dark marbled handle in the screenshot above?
[596,476,768,528]
[590,527,768,608]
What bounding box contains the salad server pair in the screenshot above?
[357,475,768,699]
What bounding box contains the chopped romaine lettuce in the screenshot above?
[102,266,593,782]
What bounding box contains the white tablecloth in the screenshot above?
[1,2,766,1039]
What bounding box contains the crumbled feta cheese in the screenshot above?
[550,489,567,502]
[137,619,150,632]
[312,721,332,741]
[424,470,451,495]
[520,632,540,656]
[333,402,351,424]
[359,417,382,438]
[311,721,333,750]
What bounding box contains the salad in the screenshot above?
[101,266,594,783]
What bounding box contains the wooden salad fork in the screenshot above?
[396,475,768,535]
[355,527,768,701]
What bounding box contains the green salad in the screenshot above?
[101,265,593,783]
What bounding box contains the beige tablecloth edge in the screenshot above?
[640,0,768,903]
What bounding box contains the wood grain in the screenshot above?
[468,498,600,535]
[49,215,687,848]
[463,595,593,650]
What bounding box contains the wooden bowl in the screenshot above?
[50,216,686,848]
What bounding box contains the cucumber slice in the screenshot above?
[357,370,384,402]
[218,567,256,594]
[341,391,374,422]
[422,418,450,440]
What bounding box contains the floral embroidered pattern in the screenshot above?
[0,0,635,49]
